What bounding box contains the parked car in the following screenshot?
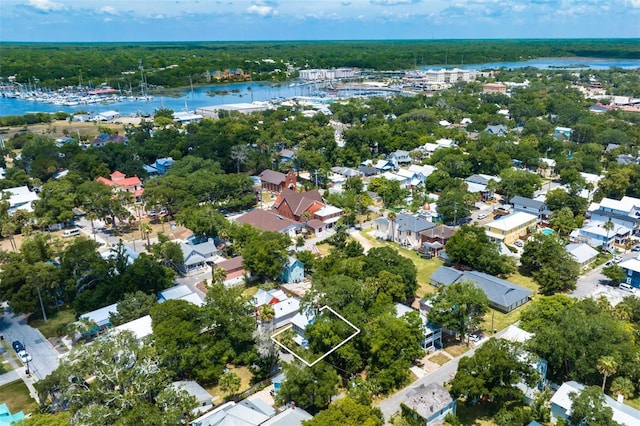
[613,255,623,263]
[514,240,524,247]
[468,333,481,343]
[604,260,614,267]
[12,341,24,353]
[477,213,487,220]
[619,283,635,292]
[632,244,640,252]
[18,351,32,364]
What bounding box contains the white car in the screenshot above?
[613,255,623,263]
[477,213,487,220]
[18,351,32,364]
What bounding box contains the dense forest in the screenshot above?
[1,39,639,89]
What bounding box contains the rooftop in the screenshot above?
[235,209,301,233]
[402,383,453,420]
[486,212,538,231]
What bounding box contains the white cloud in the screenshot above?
[246,4,277,16]
[99,6,117,15]
[26,0,64,12]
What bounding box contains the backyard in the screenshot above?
[0,380,37,415]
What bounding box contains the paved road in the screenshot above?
[0,307,60,381]
[376,327,510,422]
[571,250,639,304]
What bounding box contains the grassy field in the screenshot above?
[206,365,253,401]
[429,353,451,366]
[29,309,76,339]
[455,400,500,426]
[355,231,443,296]
[0,380,38,415]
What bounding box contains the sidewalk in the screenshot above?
[0,345,39,403]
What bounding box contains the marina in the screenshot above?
[2,57,640,118]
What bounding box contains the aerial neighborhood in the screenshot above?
[1,48,640,426]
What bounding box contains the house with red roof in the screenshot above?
[96,171,144,202]
[273,188,343,231]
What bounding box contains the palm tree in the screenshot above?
[230,145,250,174]
[257,304,275,325]
[610,377,635,400]
[87,211,98,241]
[387,211,397,242]
[140,222,152,247]
[211,267,227,286]
[603,219,615,252]
[596,356,618,392]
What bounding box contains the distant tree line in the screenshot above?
[1,39,639,89]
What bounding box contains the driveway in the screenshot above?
[0,307,60,381]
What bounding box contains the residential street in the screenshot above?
[376,327,511,423]
[571,249,639,304]
[0,307,60,382]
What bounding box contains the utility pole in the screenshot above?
[35,286,47,322]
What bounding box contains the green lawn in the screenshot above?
[455,399,501,425]
[429,353,451,366]
[29,309,76,339]
[478,271,540,333]
[355,231,443,296]
[0,380,38,415]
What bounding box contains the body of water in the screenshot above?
[0,81,318,118]
[424,56,640,71]
[2,57,639,118]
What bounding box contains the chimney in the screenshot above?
[290,401,296,410]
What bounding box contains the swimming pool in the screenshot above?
[541,228,554,236]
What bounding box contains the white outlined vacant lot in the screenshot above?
[270,305,360,367]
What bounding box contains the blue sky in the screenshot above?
[2,0,639,42]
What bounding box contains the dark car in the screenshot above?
[12,341,24,353]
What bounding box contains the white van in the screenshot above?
[62,228,81,237]
[619,283,634,292]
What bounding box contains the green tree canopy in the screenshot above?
[428,280,489,343]
[451,338,539,406]
[520,233,580,295]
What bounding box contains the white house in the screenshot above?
[566,243,599,268]
[2,185,39,215]
[550,381,640,426]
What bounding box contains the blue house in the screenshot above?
[618,257,640,290]
[0,403,25,425]
[401,383,456,425]
[144,157,175,177]
[280,256,304,284]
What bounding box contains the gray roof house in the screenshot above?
[566,243,599,268]
[430,266,533,313]
[510,196,551,222]
[375,213,436,249]
[180,239,217,276]
[171,381,213,415]
[401,383,456,426]
[389,150,411,166]
[485,124,508,136]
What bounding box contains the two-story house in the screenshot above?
[395,303,442,351]
[484,212,537,245]
[375,213,436,249]
[589,195,640,236]
[618,257,640,290]
[96,171,144,203]
[419,225,456,257]
[259,169,297,193]
[510,196,551,223]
